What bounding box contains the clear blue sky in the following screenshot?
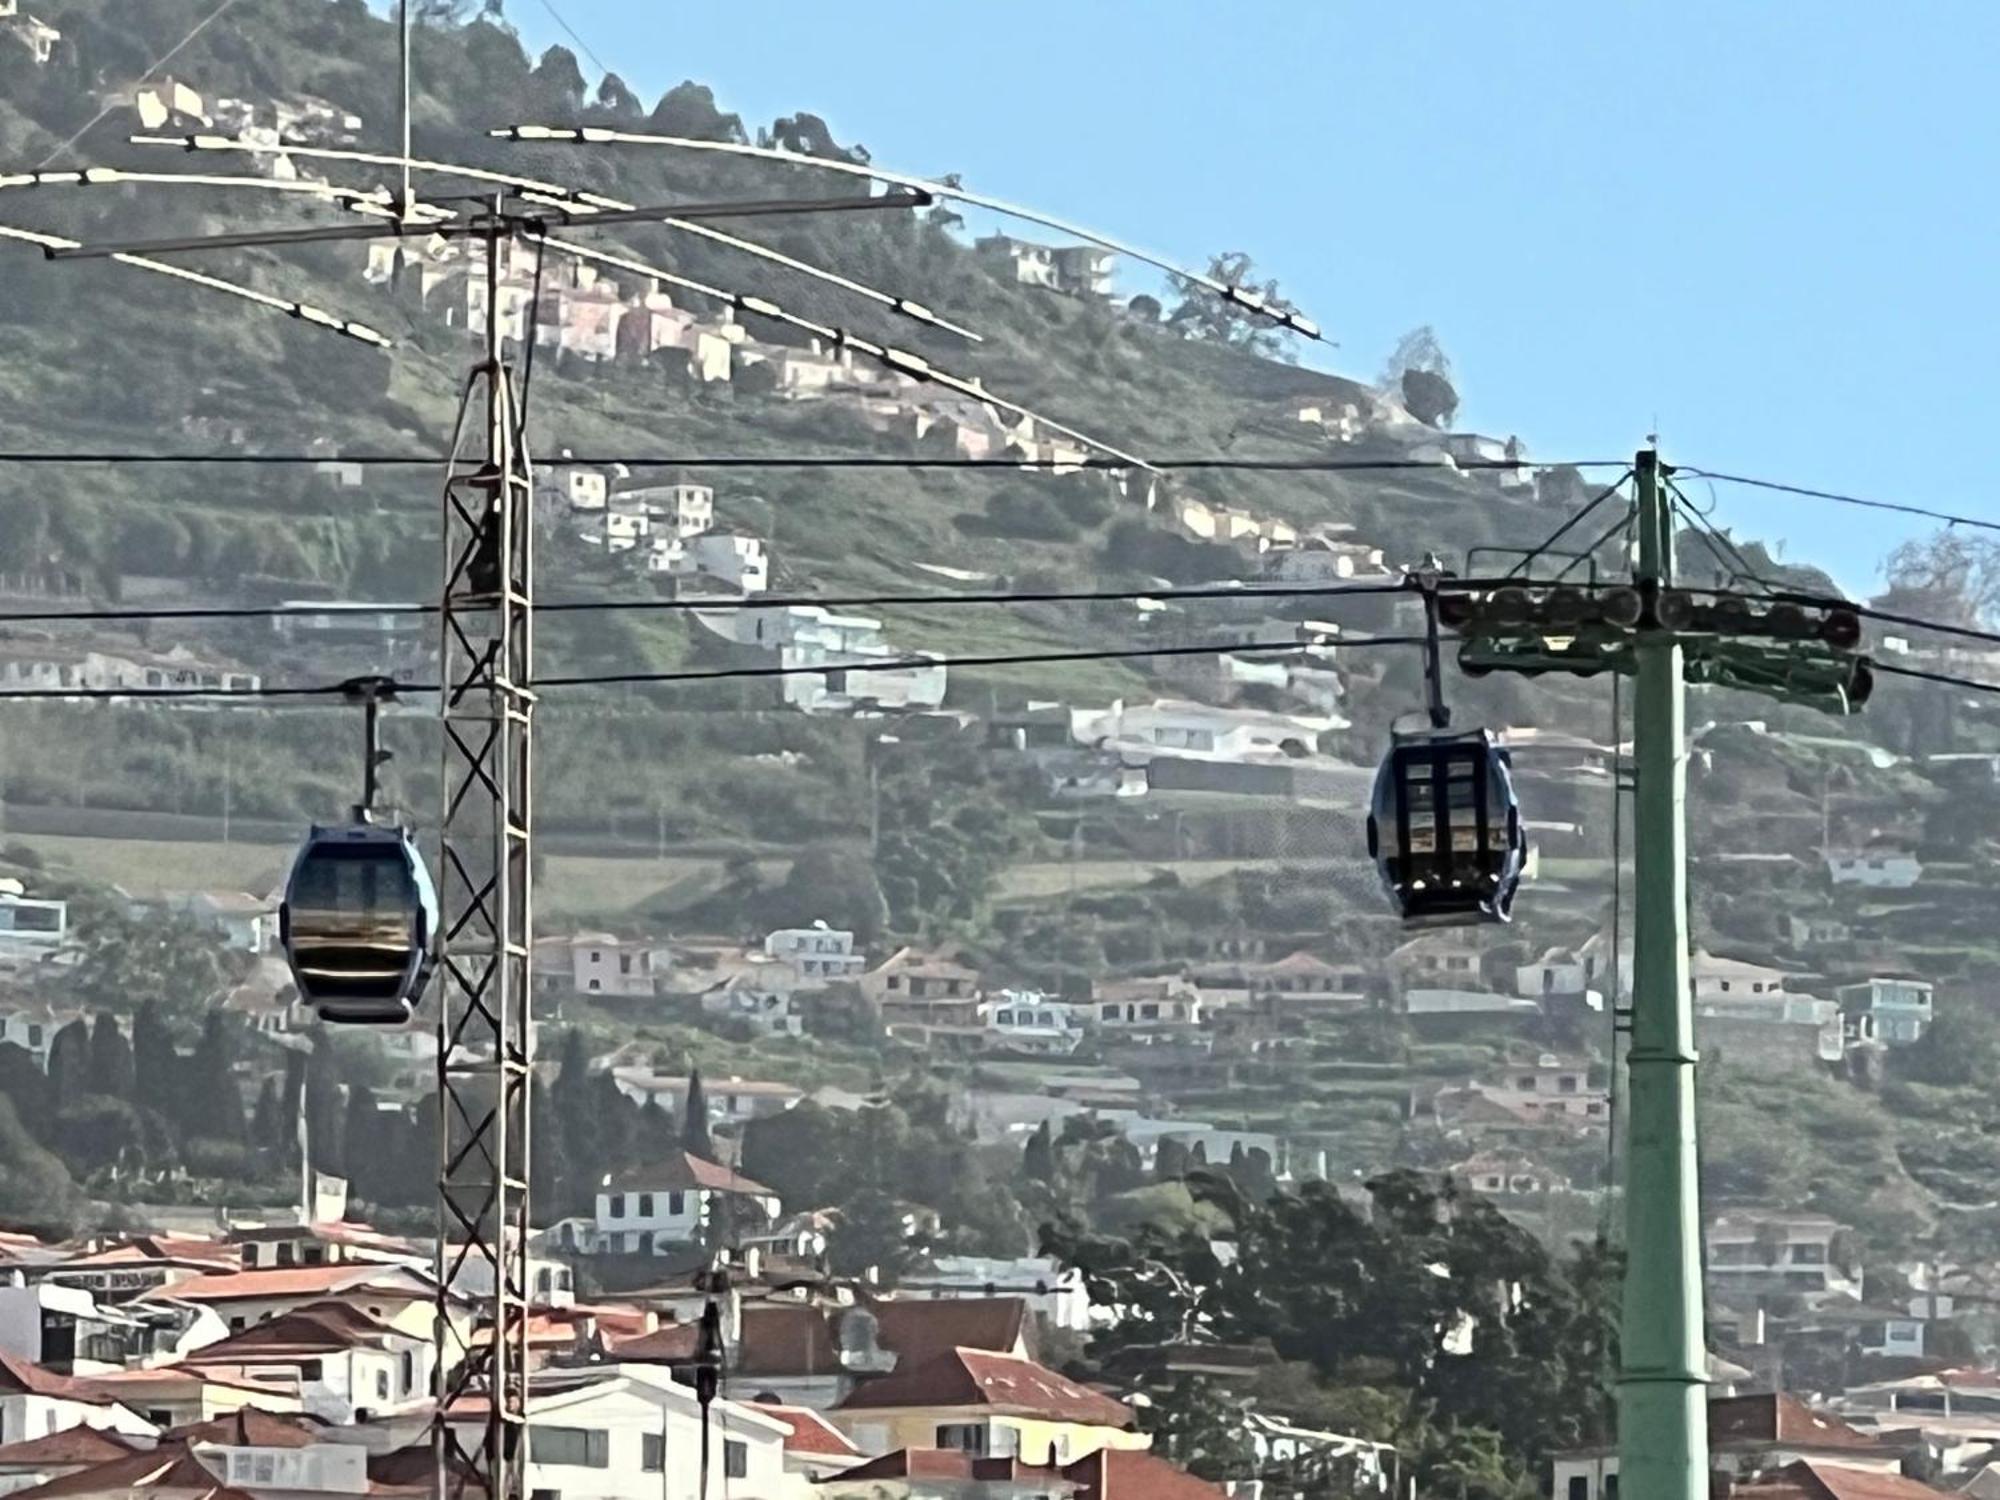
[485,0,1999,592]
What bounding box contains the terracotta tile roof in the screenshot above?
[180,1299,405,1360]
[610,1323,702,1362]
[1064,1447,1229,1500]
[1735,1460,1953,1500]
[873,1298,1030,1368]
[747,1401,861,1458]
[1711,1394,1885,1452]
[0,1354,114,1406]
[609,1150,777,1198]
[139,1263,424,1304]
[836,1348,1134,1429]
[4,1445,237,1500]
[172,1409,326,1448]
[832,1448,1066,1485]
[0,1428,143,1468]
[736,1304,840,1376]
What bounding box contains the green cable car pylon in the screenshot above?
[1444,449,1871,1500]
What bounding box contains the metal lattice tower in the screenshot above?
[433,210,536,1500]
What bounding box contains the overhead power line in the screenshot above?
[1682,468,2000,539]
[0,631,1427,703]
[0,578,1414,629]
[0,451,1619,472]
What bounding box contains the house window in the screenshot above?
[590,951,602,963]
[1100,1004,1118,1020]
[1516,1077,1536,1090]
[376,1369,390,1400]
[608,1194,625,1220]
[937,1424,989,1455]
[277,1243,297,1267]
[668,1192,685,1216]
[643,1434,665,1472]
[1559,1076,1578,1093]
[724,1441,748,1479]
[1140,1004,1160,1020]
[535,1427,609,1468]
[588,979,601,992]
[401,1352,415,1394]
[1569,1479,1589,1500]
[638,1194,655,1218]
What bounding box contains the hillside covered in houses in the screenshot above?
[1,5,1999,1500]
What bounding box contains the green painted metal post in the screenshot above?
[1618,448,1708,1500]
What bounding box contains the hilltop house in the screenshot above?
[1453,1148,1569,1199]
[1837,978,1933,1044]
[617,481,714,539]
[862,949,982,1011]
[588,1154,783,1255]
[1825,850,1923,889]
[1706,1212,1861,1306]
[1190,951,1370,1013]
[535,933,661,997]
[765,923,866,982]
[700,969,808,1039]
[980,994,1088,1056]
[976,236,1116,297]
[650,533,769,595]
[606,1069,804,1124]
[1091,975,1205,1031]
[174,1301,432,1425]
[1694,950,1797,1000]
[1,4,60,64]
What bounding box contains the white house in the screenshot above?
[1837,978,1934,1045]
[0,1007,60,1069]
[607,1071,804,1125]
[650,533,769,595]
[175,1301,432,1425]
[980,992,1088,1056]
[446,1365,793,1500]
[0,889,65,956]
[591,1153,782,1255]
[976,236,1116,297]
[1706,1211,1861,1305]
[174,892,276,954]
[896,1255,1092,1333]
[700,971,806,1039]
[1,7,61,65]
[542,464,610,513]
[618,482,714,539]
[1826,850,1923,889]
[556,934,659,998]
[0,1354,154,1447]
[1692,949,1795,1000]
[1070,700,1332,762]
[764,923,865,982]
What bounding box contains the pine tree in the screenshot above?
[682,1066,714,1161]
[86,1013,134,1099]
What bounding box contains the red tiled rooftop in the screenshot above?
[873,1299,1030,1369]
[1064,1447,1230,1500]
[1735,1460,1952,1500]
[139,1263,424,1303]
[748,1401,861,1458]
[836,1348,1133,1428]
[1711,1394,1885,1452]
[833,1448,1066,1485]
[0,1428,143,1467]
[608,1150,776,1198]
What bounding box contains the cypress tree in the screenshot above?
[187,1012,244,1144]
[45,1019,90,1109]
[681,1066,714,1161]
[1022,1119,1056,1183]
[86,1013,134,1099]
[132,1000,178,1122]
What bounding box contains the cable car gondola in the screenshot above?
[278,680,438,1024]
[1366,727,1526,925]
[1363,560,1529,926]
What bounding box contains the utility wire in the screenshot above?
[531,0,612,77]
[0,451,1621,473]
[1504,471,1634,578]
[35,0,244,168]
[1682,468,2000,539]
[1869,660,2000,696]
[533,633,1428,689]
[0,578,1414,628]
[0,631,1428,703]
